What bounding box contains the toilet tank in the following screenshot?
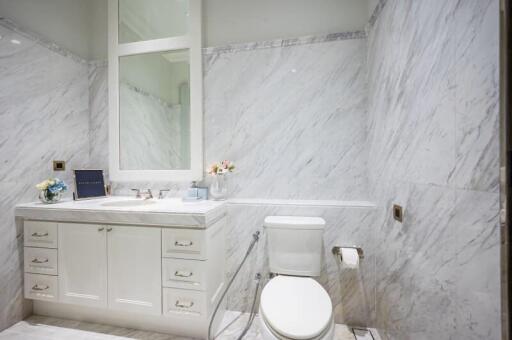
[264,216,326,277]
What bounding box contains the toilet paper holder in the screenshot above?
[332,246,364,260]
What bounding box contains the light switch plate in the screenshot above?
[393,204,403,222]
[53,160,65,171]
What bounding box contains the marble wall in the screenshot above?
[1,1,503,337]
[366,0,501,339]
[0,21,91,330]
[204,36,369,200]
[88,62,108,172]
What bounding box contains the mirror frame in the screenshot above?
[108,0,203,181]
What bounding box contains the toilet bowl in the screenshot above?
[258,275,334,340]
[261,216,333,340]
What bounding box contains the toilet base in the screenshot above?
[258,307,335,340]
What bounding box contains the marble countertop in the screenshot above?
[15,196,227,228]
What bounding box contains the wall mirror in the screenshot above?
[108,0,202,181]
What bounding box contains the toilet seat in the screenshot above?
[260,276,333,340]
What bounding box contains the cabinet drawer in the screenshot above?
[163,288,206,317]
[24,221,58,248]
[24,247,58,275]
[162,229,205,259]
[162,258,206,291]
[24,273,58,302]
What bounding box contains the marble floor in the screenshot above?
[0,312,371,340]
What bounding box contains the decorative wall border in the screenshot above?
[203,30,367,55]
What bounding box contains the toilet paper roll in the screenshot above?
[341,247,359,268]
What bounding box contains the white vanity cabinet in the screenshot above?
[57,223,162,314]
[17,197,227,339]
[58,223,108,308]
[107,226,161,315]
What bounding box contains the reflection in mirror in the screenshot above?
[119,0,189,44]
[119,50,190,170]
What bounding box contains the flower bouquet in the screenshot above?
[36,178,67,204]
[208,160,235,200]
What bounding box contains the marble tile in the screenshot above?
[451,0,500,192]
[451,190,501,339]
[204,38,369,200]
[366,0,501,338]
[88,63,109,172]
[0,22,90,331]
[374,183,459,339]
[366,0,458,190]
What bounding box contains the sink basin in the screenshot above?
[101,199,157,208]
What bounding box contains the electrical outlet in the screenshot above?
[53,160,65,171]
[393,204,403,222]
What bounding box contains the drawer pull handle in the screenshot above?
[175,240,193,247]
[31,232,49,237]
[174,270,193,278]
[32,284,49,291]
[98,227,105,232]
[175,300,194,308]
[107,227,113,232]
[31,258,49,264]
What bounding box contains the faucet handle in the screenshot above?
[131,188,141,198]
[146,189,153,199]
[158,189,170,199]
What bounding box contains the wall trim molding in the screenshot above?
[228,198,376,208]
[203,30,366,55]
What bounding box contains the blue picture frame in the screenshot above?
[73,169,107,200]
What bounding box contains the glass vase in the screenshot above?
[210,175,228,201]
[39,190,62,204]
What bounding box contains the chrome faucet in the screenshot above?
[140,189,153,200]
[158,189,170,199]
[131,188,153,199]
[131,188,141,198]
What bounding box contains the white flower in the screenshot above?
[36,179,50,190]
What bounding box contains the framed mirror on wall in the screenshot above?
[108,0,203,181]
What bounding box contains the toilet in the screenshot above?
[259,216,334,340]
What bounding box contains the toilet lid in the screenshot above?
[260,276,332,339]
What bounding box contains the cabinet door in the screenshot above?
[58,223,107,308]
[108,226,162,315]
